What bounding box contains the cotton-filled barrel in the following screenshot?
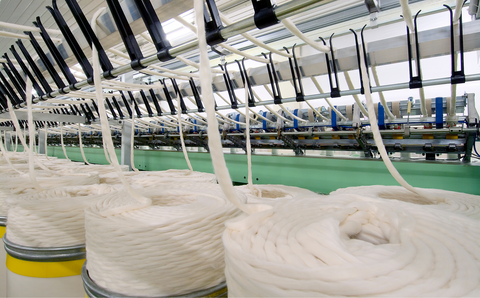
[83,183,240,297]
[3,183,114,297]
[4,236,85,297]
[1,215,6,297]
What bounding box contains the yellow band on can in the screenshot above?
[205,287,228,298]
[0,226,5,238]
[6,254,85,278]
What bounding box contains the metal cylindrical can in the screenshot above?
[82,263,227,298]
[1,216,6,298]
[3,235,86,298]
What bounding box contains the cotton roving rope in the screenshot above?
[98,169,217,186]
[223,193,480,297]
[236,184,319,205]
[5,184,119,247]
[129,169,217,187]
[331,185,480,220]
[85,183,241,296]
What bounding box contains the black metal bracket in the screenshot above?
[79,100,94,122]
[139,89,154,117]
[204,0,226,46]
[2,54,26,93]
[127,91,142,118]
[189,78,205,112]
[263,52,282,104]
[219,63,239,109]
[405,11,423,89]
[161,79,176,115]
[0,80,21,107]
[8,48,45,98]
[105,98,118,119]
[34,16,78,90]
[236,58,255,107]
[252,0,279,30]
[171,79,188,114]
[319,35,341,98]
[0,91,8,111]
[119,91,133,118]
[24,31,67,92]
[349,25,371,94]
[47,0,94,83]
[90,99,100,118]
[284,45,304,102]
[105,0,145,70]
[2,64,26,101]
[133,0,173,62]
[64,0,115,79]
[444,4,466,84]
[15,39,54,97]
[148,88,162,116]
[111,96,125,119]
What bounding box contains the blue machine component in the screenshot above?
[435,97,444,129]
[262,111,267,130]
[378,103,385,129]
[236,113,240,130]
[294,109,299,129]
[331,106,337,131]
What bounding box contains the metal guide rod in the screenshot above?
[25,0,332,105]
[98,73,480,116]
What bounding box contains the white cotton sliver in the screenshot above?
[331,185,480,220]
[236,184,319,204]
[85,182,241,297]
[130,169,217,186]
[98,169,217,186]
[223,194,480,297]
[5,184,118,247]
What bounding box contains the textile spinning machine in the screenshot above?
[0,0,478,191]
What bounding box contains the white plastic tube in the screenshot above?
[60,124,70,161]
[91,7,151,215]
[371,66,396,120]
[129,101,139,173]
[78,124,91,165]
[358,41,438,201]
[175,15,270,64]
[176,99,193,172]
[194,0,254,214]
[343,71,369,116]
[221,13,291,58]
[0,21,61,35]
[282,19,331,53]
[399,0,415,31]
[26,77,43,191]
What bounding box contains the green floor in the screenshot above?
[18,145,480,195]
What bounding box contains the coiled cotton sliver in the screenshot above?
[8,173,100,195]
[223,194,480,297]
[0,171,93,216]
[6,184,119,247]
[130,169,218,186]
[98,169,216,185]
[236,184,319,204]
[85,183,241,297]
[331,185,480,220]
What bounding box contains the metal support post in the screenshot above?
[38,130,46,154]
[5,131,11,151]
